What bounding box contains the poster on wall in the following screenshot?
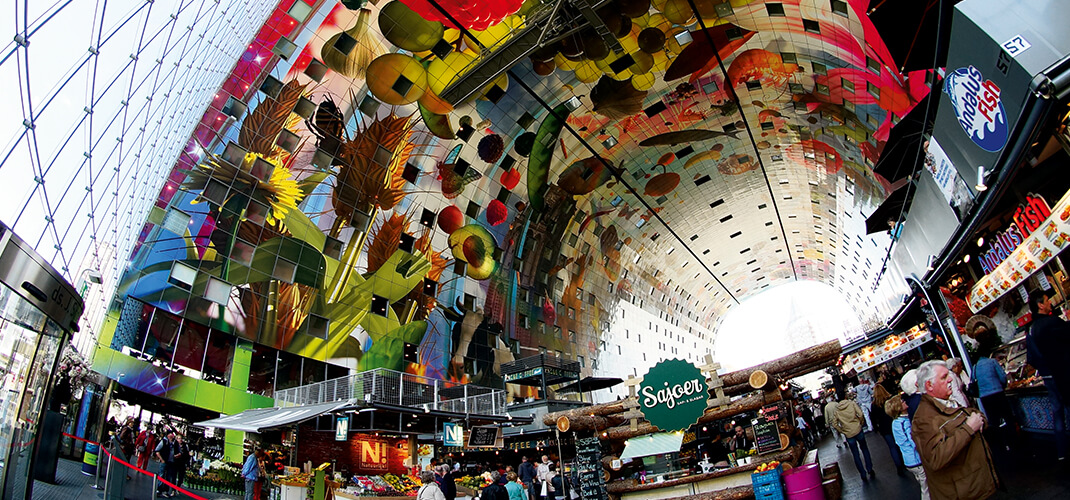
[924,137,957,204]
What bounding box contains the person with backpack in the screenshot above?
[155,431,177,497]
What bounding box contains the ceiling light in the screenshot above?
[963,254,971,263]
[975,166,988,191]
[666,247,675,255]
[977,236,984,247]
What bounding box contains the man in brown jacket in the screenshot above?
[912,360,999,500]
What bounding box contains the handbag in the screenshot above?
[540,480,549,497]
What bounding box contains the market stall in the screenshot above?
[544,341,844,500]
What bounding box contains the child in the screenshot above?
[886,395,929,500]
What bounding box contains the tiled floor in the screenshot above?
[815,428,1070,500]
[32,457,242,500]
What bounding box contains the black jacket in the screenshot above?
[1027,314,1070,377]
[436,471,457,500]
[518,461,536,483]
[480,482,508,500]
[872,401,894,436]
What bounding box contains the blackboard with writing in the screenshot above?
[753,419,781,454]
[467,426,499,447]
[574,436,607,500]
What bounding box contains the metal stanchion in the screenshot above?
[92,442,106,490]
[102,451,112,498]
[152,473,159,500]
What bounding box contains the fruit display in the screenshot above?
[341,474,423,496]
[276,472,313,487]
[753,461,780,474]
[457,473,495,490]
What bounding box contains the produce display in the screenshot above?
[752,461,780,474]
[456,473,493,490]
[340,474,423,496]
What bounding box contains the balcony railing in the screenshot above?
[273,368,507,416]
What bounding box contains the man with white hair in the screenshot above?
[901,369,922,420]
[946,358,970,408]
[912,360,998,499]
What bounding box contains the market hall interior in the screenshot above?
[1,0,1070,498]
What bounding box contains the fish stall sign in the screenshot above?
[946,65,1008,152]
[637,359,709,432]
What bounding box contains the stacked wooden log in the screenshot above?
[543,340,842,439]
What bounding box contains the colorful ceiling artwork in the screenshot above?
[105,0,927,386]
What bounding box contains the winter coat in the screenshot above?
[831,400,864,438]
[912,394,998,500]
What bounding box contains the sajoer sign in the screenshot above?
[637,359,709,432]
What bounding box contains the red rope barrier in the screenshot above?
[64,432,210,500]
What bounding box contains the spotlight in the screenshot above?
[977,236,984,247]
[964,254,971,263]
[975,166,988,192]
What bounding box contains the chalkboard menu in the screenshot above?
[575,436,607,500]
[753,419,781,454]
[467,426,500,447]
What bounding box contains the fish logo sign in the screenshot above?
[945,66,1008,152]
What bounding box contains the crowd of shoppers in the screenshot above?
[810,291,1070,498]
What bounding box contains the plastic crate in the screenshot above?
[753,480,785,500]
[751,465,785,500]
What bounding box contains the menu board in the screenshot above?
[842,324,933,373]
[574,436,607,500]
[753,420,780,454]
[467,426,500,448]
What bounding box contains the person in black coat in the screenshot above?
[480,471,508,500]
[517,456,537,500]
[1026,292,1070,460]
[435,465,457,500]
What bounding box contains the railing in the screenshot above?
[273,368,508,416]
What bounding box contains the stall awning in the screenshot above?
[619,432,684,461]
[195,399,355,433]
[555,376,623,394]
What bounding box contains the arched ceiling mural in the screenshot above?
[107,0,929,385]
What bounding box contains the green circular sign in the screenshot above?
[638,359,708,431]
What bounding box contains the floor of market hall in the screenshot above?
[815,429,1070,500]
[31,457,241,500]
[30,431,1070,500]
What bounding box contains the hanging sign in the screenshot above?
[637,359,708,432]
[335,416,349,441]
[466,426,501,448]
[443,422,464,447]
[978,194,1051,274]
[945,65,1008,152]
[968,190,1070,312]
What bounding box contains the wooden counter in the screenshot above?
[607,445,801,500]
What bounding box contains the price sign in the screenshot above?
[753,420,781,454]
[467,426,500,448]
[574,437,607,500]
